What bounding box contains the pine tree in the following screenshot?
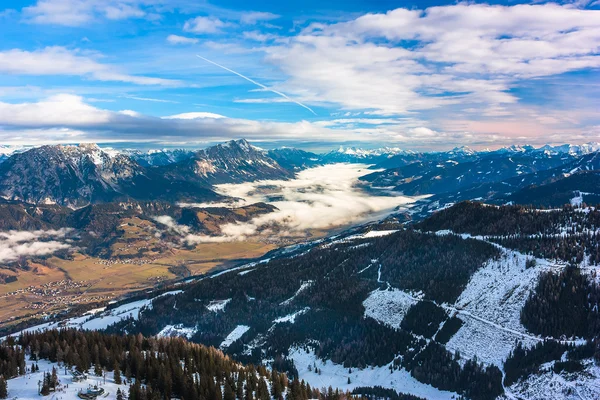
[51,367,58,389]
[257,378,269,400]
[114,362,122,385]
[0,377,7,399]
[117,388,123,400]
[224,382,236,400]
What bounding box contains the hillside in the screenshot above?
[50,201,597,400]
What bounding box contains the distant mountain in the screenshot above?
[362,150,573,195]
[405,151,600,218]
[160,139,294,185]
[321,145,412,164]
[267,148,325,171]
[504,171,600,207]
[124,148,195,167]
[539,142,600,156]
[0,144,220,207]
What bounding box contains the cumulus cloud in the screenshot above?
[0,228,73,263]
[0,47,181,86]
[180,164,421,243]
[259,3,600,117]
[166,34,199,45]
[183,16,231,34]
[2,93,597,149]
[22,0,162,26]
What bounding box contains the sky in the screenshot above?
[0,0,599,151]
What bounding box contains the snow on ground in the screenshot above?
[362,288,419,329]
[443,238,559,367]
[220,325,250,349]
[157,324,197,339]
[280,280,314,305]
[6,291,185,339]
[206,298,231,312]
[238,268,255,276]
[338,230,399,242]
[7,358,127,400]
[288,347,458,400]
[507,359,600,400]
[273,307,310,324]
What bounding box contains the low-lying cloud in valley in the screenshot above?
[179,164,421,243]
[0,228,73,264]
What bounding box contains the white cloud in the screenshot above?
[166,34,199,45]
[0,94,111,126]
[242,31,278,42]
[240,11,279,25]
[258,3,600,117]
[22,0,161,26]
[0,93,597,150]
[183,16,231,34]
[0,229,73,263]
[162,112,227,120]
[0,47,181,86]
[122,94,180,103]
[180,164,420,243]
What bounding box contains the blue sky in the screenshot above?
[0,0,599,151]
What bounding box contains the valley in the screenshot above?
[1,140,600,400]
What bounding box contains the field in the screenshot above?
[0,240,276,330]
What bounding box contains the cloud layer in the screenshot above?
[0,228,73,264]
[178,164,419,243]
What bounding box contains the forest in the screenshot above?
[101,228,503,399]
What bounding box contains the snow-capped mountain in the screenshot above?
[322,145,412,163]
[162,139,294,184]
[0,144,142,207]
[539,142,600,156]
[267,147,325,171]
[123,148,196,167]
[0,144,220,207]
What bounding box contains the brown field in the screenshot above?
[0,240,276,330]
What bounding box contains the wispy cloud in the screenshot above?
[184,16,232,34]
[122,94,180,103]
[197,55,317,115]
[240,11,280,25]
[166,34,199,45]
[0,47,181,86]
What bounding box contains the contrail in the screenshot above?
[197,55,317,116]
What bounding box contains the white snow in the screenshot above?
[273,307,310,324]
[7,359,127,400]
[280,281,314,305]
[363,288,419,329]
[507,359,600,400]
[220,325,250,349]
[434,231,562,367]
[5,291,186,339]
[289,347,458,400]
[157,324,197,339]
[206,298,232,312]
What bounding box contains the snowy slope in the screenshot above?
[7,359,127,400]
[288,347,458,400]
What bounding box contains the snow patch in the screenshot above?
[206,298,232,313]
[220,325,250,349]
[363,288,419,329]
[288,347,457,400]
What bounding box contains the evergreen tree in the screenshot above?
[114,362,122,385]
[0,377,7,399]
[224,382,236,400]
